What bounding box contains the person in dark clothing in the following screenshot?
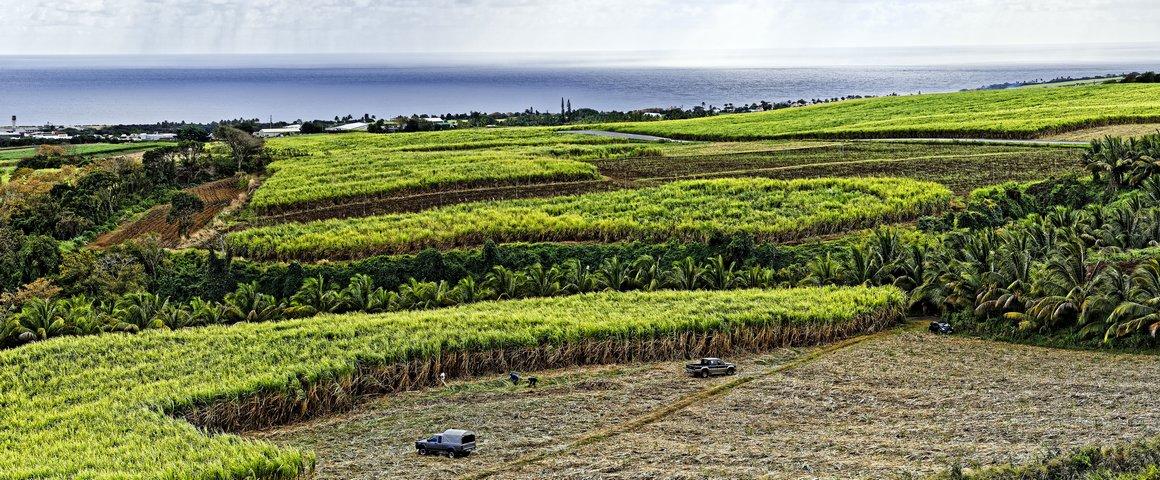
[509,371,521,385]
[527,376,538,388]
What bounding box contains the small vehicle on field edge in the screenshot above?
[416,429,477,457]
[685,357,736,378]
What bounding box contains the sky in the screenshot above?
[2,0,1160,65]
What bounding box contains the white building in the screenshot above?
[326,122,370,133]
[129,133,178,142]
[257,124,303,138]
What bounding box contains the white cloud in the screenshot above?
[0,0,1158,56]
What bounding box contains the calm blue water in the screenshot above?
[1,54,1157,125]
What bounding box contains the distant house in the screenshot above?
[257,124,303,138]
[421,117,450,127]
[130,133,178,142]
[642,112,665,119]
[29,133,73,141]
[326,122,370,133]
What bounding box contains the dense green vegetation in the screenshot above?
[598,84,1160,140]
[0,286,903,479]
[230,177,951,261]
[797,140,1160,347]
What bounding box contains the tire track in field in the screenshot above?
[632,150,1028,183]
[463,320,926,480]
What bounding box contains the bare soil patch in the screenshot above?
[91,177,246,247]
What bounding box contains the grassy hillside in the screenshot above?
[0,287,903,479]
[229,177,952,261]
[598,83,1160,140]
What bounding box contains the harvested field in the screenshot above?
[259,328,1160,480]
[91,177,245,247]
[258,179,617,224]
[595,142,1081,194]
[1040,122,1160,142]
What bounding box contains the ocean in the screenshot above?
[1,50,1157,125]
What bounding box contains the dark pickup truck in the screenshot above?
[416,429,477,457]
[685,357,736,378]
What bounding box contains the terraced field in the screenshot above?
[254,130,662,213]
[598,83,1160,140]
[229,177,952,261]
[595,141,1081,193]
[0,287,903,479]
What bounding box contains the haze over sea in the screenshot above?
[2,45,1158,125]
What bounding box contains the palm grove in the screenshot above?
[0,132,1159,349]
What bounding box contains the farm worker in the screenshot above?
[527,376,538,388]
[439,372,447,387]
[509,371,521,385]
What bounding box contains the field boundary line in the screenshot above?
[463,321,923,480]
[633,150,1028,183]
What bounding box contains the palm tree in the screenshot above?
[802,252,840,286]
[1082,136,1138,193]
[187,297,224,326]
[702,256,736,290]
[342,274,376,312]
[485,265,526,300]
[58,296,102,335]
[1106,258,1160,341]
[559,259,596,294]
[367,288,400,313]
[596,257,631,291]
[223,282,282,323]
[631,255,665,292]
[450,276,493,304]
[735,266,774,289]
[1126,134,1160,186]
[290,276,345,315]
[666,257,703,290]
[1009,240,1113,332]
[14,298,68,340]
[115,292,169,332]
[525,263,565,297]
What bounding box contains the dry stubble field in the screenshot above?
[256,328,1159,479]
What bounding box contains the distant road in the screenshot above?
[564,129,1088,147]
[558,130,688,142]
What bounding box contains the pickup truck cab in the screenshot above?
[416,429,477,457]
[685,357,736,378]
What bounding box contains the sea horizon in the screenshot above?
[2,44,1158,125]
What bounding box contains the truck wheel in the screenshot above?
[726,367,736,375]
[699,369,709,378]
[418,448,428,456]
